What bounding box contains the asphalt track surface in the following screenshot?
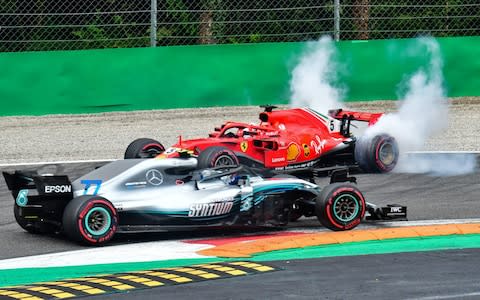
[1,160,479,300]
[98,249,480,300]
[0,160,479,259]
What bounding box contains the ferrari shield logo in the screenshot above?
[240,141,248,152]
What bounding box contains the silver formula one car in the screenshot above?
[3,153,406,245]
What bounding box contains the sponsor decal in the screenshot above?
[265,131,279,136]
[302,143,310,157]
[310,135,327,155]
[16,189,29,207]
[125,181,147,189]
[146,169,164,186]
[274,160,316,171]
[81,179,103,196]
[44,185,72,193]
[188,201,234,217]
[384,206,407,216]
[272,157,286,163]
[240,141,248,152]
[278,123,286,130]
[286,143,300,161]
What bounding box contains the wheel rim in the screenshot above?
[333,194,359,222]
[214,154,236,166]
[378,142,395,166]
[140,144,164,158]
[84,207,111,236]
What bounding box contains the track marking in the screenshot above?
[0,159,115,168]
[0,262,277,300]
[198,222,480,258]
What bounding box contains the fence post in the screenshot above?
[334,0,340,41]
[150,0,158,47]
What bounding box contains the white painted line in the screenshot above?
[0,159,116,168]
[0,151,478,168]
[407,292,480,300]
[0,218,479,270]
[361,218,480,227]
[0,240,213,270]
[408,151,480,154]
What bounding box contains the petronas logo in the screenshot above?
[16,189,29,207]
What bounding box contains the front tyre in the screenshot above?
[354,134,398,173]
[62,196,118,246]
[197,146,239,169]
[316,183,366,231]
[124,138,165,159]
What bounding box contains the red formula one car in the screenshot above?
[125,106,399,176]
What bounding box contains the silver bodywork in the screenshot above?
[72,158,318,221]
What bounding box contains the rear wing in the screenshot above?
[328,109,384,137]
[3,171,73,199]
[328,109,383,125]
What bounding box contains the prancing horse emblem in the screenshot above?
[240,141,248,152]
[146,169,164,186]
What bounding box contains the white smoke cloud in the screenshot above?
[365,37,449,152]
[289,36,475,175]
[397,153,477,176]
[289,36,344,114]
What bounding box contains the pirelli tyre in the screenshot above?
[354,134,399,173]
[197,146,240,169]
[62,196,118,246]
[124,138,165,159]
[316,183,366,231]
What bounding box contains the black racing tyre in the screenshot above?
[197,146,239,169]
[316,183,366,231]
[354,134,398,173]
[62,196,118,246]
[124,138,165,159]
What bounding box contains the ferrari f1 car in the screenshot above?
[124,106,399,176]
[3,152,406,245]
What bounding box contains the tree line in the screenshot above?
[0,0,478,51]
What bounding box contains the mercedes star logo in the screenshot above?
[146,169,164,186]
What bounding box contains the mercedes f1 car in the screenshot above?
[124,106,399,176]
[3,152,406,246]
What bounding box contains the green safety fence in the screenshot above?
[0,36,478,116]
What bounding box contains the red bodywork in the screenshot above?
[162,108,383,169]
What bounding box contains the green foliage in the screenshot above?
[0,0,478,51]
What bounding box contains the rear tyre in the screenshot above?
[316,183,366,231]
[354,134,398,173]
[124,138,165,159]
[197,146,239,169]
[62,196,118,246]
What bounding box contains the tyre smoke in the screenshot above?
[289,36,476,175]
[289,36,344,114]
[364,37,448,152]
[362,37,475,174]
